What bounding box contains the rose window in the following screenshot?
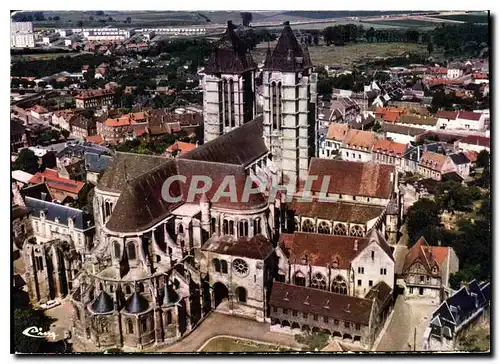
[232,259,249,277]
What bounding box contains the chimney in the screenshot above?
[354,239,358,251]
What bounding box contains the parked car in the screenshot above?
[40,300,60,310]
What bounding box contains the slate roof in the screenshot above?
[12,205,29,220]
[125,291,150,313]
[21,183,53,201]
[84,152,113,173]
[269,281,374,325]
[308,159,395,199]
[181,116,266,166]
[25,196,94,230]
[105,160,182,233]
[365,281,393,311]
[97,152,168,193]
[264,22,313,72]
[202,234,273,260]
[204,21,256,74]
[288,200,384,224]
[91,291,114,313]
[449,152,471,165]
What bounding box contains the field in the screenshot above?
[429,13,489,24]
[360,20,440,29]
[252,42,429,68]
[200,337,291,352]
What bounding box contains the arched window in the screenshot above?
[302,219,315,233]
[333,223,347,236]
[221,260,228,274]
[127,320,134,334]
[311,273,327,290]
[239,220,249,236]
[350,225,364,237]
[141,319,147,332]
[127,241,136,260]
[138,282,145,293]
[294,272,306,287]
[223,220,229,235]
[317,221,331,234]
[229,220,235,235]
[332,275,348,295]
[109,285,114,293]
[211,217,216,234]
[254,218,262,235]
[166,311,172,325]
[178,224,184,235]
[213,258,221,273]
[235,286,247,303]
[99,282,103,290]
[229,79,235,127]
[125,285,132,294]
[113,241,120,259]
[223,79,229,127]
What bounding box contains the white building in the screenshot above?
[436,111,486,131]
[340,129,377,163]
[11,22,35,48]
[42,33,60,45]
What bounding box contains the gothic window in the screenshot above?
[36,256,44,271]
[332,275,348,295]
[220,260,228,274]
[113,241,120,259]
[302,219,315,233]
[317,221,331,234]
[213,258,221,273]
[239,220,249,237]
[350,225,364,237]
[271,82,278,130]
[254,218,262,235]
[127,241,136,260]
[333,223,347,236]
[178,224,184,235]
[211,217,216,234]
[229,220,235,235]
[127,320,134,334]
[223,79,229,127]
[141,319,147,332]
[229,79,235,127]
[21,224,26,235]
[99,318,108,333]
[232,259,249,277]
[311,273,327,290]
[166,311,172,325]
[125,285,132,294]
[235,286,247,303]
[294,272,306,287]
[138,282,145,293]
[223,220,229,235]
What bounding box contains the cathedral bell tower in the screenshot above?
[262,21,318,184]
[202,21,257,143]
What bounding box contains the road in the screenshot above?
[375,296,437,352]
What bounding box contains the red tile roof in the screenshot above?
[458,111,482,121]
[85,135,104,145]
[463,150,478,163]
[343,129,378,150]
[419,151,447,171]
[326,123,349,142]
[373,139,407,157]
[29,169,85,195]
[75,89,116,100]
[435,111,459,120]
[269,281,374,325]
[458,135,490,148]
[308,159,395,199]
[166,141,197,154]
[280,232,368,269]
[403,236,451,276]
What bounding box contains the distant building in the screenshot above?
[418,151,456,181]
[11,22,35,48]
[340,129,378,162]
[28,168,86,201]
[74,89,116,109]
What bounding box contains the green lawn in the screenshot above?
[201,337,292,352]
[429,13,489,24]
[252,42,428,68]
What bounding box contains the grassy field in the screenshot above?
[11,52,85,61]
[361,20,440,29]
[252,42,428,68]
[429,13,489,24]
[457,318,490,352]
[200,337,291,352]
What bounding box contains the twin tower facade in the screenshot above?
[202,21,318,183]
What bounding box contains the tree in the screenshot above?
[427,42,434,56]
[61,129,70,139]
[13,149,39,174]
[14,308,53,353]
[53,16,60,21]
[295,332,329,351]
[41,151,57,170]
[366,27,376,42]
[476,150,490,168]
[313,34,319,46]
[89,16,94,22]
[372,120,381,132]
[406,198,441,245]
[107,16,113,22]
[77,20,83,28]
[240,12,253,27]
[126,16,132,24]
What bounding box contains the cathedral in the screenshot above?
[20,21,401,351]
